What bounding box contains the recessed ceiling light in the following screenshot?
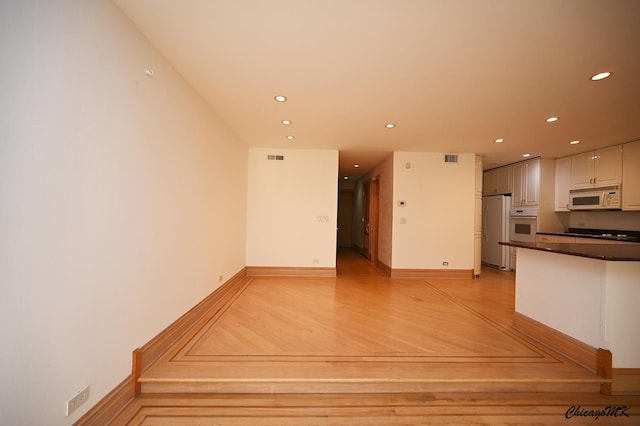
[343,176,349,180]
[495,138,504,143]
[385,123,395,129]
[570,140,580,145]
[281,120,291,125]
[523,153,531,158]
[286,135,295,140]
[546,117,558,123]
[591,72,611,81]
[354,164,360,168]
[274,95,287,102]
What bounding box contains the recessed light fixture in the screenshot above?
[546,117,558,123]
[523,153,531,158]
[343,176,349,180]
[274,95,287,102]
[495,139,504,143]
[286,135,295,140]
[591,72,611,81]
[570,140,580,145]
[281,120,291,125]
[354,164,360,168]
[385,123,395,129]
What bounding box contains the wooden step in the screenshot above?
[139,358,606,394]
[112,392,640,425]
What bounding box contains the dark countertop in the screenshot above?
[499,241,640,261]
[537,228,640,243]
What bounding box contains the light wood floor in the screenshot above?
[113,248,640,424]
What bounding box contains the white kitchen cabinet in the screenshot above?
[570,145,622,189]
[573,237,636,245]
[512,158,539,207]
[622,140,640,210]
[483,165,513,196]
[482,168,498,196]
[497,165,513,195]
[554,157,571,212]
[537,234,636,245]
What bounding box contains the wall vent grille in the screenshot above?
[267,154,285,161]
[444,154,458,163]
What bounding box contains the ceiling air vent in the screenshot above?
[267,154,285,161]
[444,154,458,163]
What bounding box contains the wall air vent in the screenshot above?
[444,154,458,163]
[267,154,285,161]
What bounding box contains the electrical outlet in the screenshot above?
[218,274,223,283]
[442,261,449,266]
[66,385,89,416]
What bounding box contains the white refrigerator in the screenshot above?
[481,195,511,270]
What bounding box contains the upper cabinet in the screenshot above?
[484,157,561,232]
[483,168,498,195]
[570,145,622,189]
[622,140,640,210]
[512,158,539,207]
[482,165,513,196]
[496,165,513,195]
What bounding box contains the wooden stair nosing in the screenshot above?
[139,380,603,395]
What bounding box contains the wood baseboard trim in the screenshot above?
[75,268,248,425]
[376,260,392,277]
[138,267,248,371]
[246,266,336,277]
[613,368,640,375]
[391,268,473,279]
[597,348,613,395]
[73,376,133,426]
[611,368,640,395]
[513,312,601,373]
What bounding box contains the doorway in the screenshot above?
[337,191,354,248]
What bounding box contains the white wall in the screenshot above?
[0,1,247,424]
[392,152,475,269]
[246,148,338,268]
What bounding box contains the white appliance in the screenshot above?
[509,207,538,270]
[568,185,621,210]
[509,207,538,243]
[481,195,511,270]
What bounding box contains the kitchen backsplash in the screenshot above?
[569,210,640,232]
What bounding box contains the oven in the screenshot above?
[509,207,538,269]
[509,215,537,243]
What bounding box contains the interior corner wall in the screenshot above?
[0,1,247,424]
[391,152,475,269]
[246,148,338,268]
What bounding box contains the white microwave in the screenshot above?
[568,185,621,210]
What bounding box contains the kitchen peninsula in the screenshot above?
[500,241,640,371]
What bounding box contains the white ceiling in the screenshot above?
[114,0,640,180]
